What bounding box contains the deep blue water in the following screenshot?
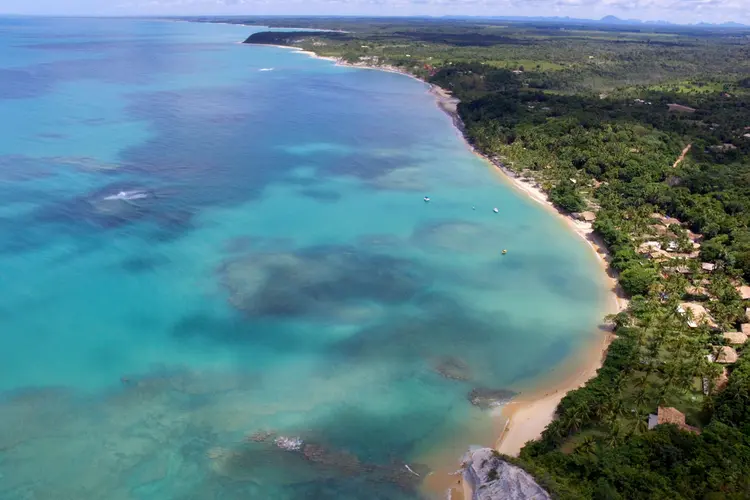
[0,17,607,499]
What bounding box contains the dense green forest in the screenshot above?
[233,18,750,499]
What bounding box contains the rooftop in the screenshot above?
[677,302,717,328]
[716,346,739,364]
[576,211,597,222]
[685,286,708,297]
[722,332,748,345]
[648,406,700,433]
[715,368,729,392]
[668,103,696,113]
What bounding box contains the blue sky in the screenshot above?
[1,0,746,24]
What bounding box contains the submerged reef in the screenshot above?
[467,388,516,410]
[218,245,429,320]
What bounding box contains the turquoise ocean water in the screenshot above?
[0,17,607,499]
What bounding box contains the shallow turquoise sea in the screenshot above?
[0,17,607,499]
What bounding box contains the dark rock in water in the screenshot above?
[468,387,515,409]
[463,448,550,500]
[434,356,472,381]
[302,443,362,476]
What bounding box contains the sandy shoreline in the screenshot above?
[427,78,629,459]
[248,40,628,495]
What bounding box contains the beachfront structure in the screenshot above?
[738,286,750,300]
[648,407,700,433]
[715,346,739,364]
[575,211,596,223]
[677,302,717,328]
[742,323,750,336]
[722,332,748,345]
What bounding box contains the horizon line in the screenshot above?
[0,13,746,28]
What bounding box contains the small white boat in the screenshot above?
[424,196,431,202]
[493,207,499,213]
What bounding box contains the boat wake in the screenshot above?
[259,68,274,72]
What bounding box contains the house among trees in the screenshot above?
[722,331,748,345]
[685,285,708,297]
[700,262,716,273]
[714,368,730,392]
[677,302,717,328]
[667,265,692,275]
[738,286,750,300]
[667,103,696,113]
[647,407,699,433]
[638,241,661,255]
[650,213,681,226]
[715,346,739,364]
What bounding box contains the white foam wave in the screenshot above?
[274,436,303,451]
[103,190,149,201]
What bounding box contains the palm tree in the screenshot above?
[607,421,623,447]
[575,436,597,457]
[657,382,672,405]
[634,388,650,409]
[567,404,589,432]
[631,413,649,436]
[544,420,566,442]
[635,375,649,392]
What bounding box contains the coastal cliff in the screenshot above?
[462,448,550,500]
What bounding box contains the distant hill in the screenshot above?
[599,15,746,27]
[442,14,746,28]
[599,15,639,25]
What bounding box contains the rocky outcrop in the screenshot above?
[462,448,550,500]
[467,388,515,409]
